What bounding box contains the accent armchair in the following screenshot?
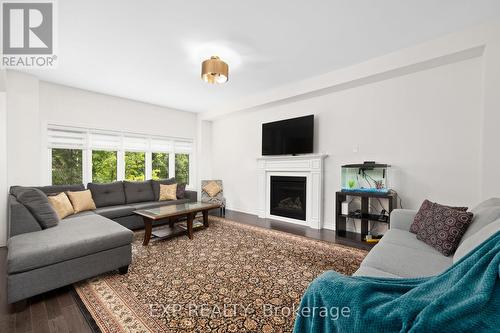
[201,180,226,217]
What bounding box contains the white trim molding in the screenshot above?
[257,154,328,229]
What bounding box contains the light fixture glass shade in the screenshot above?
[201,56,228,84]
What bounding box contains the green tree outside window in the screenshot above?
[92,150,117,183]
[175,153,189,184]
[52,148,83,185]
[125,152,145,181]
[152,152,169,180]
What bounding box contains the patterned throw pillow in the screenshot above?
[416,202,474,256]
[159,183,177,201]
[410,200,468,234]
[48,192,75,219]
[203,181,221,197]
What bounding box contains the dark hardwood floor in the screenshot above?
[0,209,369,332]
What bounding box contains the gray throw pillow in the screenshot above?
[11,187,59,229]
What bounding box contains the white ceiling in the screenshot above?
[23,0,500,113]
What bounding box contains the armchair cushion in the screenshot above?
[203,181,221,197]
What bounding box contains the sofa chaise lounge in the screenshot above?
[7,180,197,304]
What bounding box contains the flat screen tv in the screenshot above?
[262,115,314,155]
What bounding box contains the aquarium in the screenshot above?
[341,163,391,193]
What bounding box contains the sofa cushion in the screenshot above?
[130,199,191,210]
[176,183,186,199]
[460,205,500,245]
[88,182,126,208]
[65,210,96,219]
[36,184,86,195]
[454,219,500,264]
[152,178,176,201]
[10,187,59,229]
[416,203,473,256]
[67,190,96,213]
[94,205,136,219]
[378,229,442,254]
[353,265,401,278]
[159,183,177,201]
[48,192,74,219]
[410,200,467,234]
[361,241,452,278]
[124,180,155,204]
[7,214,133,274]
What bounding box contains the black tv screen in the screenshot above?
[262,115,314,155]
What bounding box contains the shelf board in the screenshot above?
[339,213,389,224]
[336,190,397,199]
[335,231,377,250]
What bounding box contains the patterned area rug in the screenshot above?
[75,217,367,333]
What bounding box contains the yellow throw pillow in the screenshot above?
[159,183,177,201]
[67,190,96,213]
[203,181,221,197]
[48,192,74,219]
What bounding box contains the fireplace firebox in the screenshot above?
[270,176,307,221]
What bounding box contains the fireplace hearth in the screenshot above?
[270,176,307,221]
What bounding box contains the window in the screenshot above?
[152,152,169,180]
[125,152,145,181]
[47,125,193,186]
[175,153,189,184]
[51,148,83,185]
[92,150,117,183]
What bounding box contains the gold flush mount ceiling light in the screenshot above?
[201,56,228,84]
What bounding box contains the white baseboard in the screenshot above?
[226,205,336,231]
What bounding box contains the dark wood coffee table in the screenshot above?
[134,202,220,245]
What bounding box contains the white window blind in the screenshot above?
[174,140,193,153]
[123,135,149,151]
[47,127,86,148]
[150,137,172,152]
[89,132,121,150]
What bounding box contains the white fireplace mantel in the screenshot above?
[257,154,328,229]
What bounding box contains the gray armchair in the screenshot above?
[201,180,226,216]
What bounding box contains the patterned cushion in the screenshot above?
[416,202,474,256]
[176,183,186,199]
[410,200,467,234]
[66,190,97,213]
[159,184,177,201]
[203,181,221,197]
[151,178,176,201]
[48,192,75,219]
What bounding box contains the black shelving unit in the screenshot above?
[335,190,398,248]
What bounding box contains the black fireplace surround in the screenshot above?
[270,176,307,221]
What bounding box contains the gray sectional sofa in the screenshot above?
[7,180,197,304]
[354,197,500,278]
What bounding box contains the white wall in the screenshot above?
[0,70,7,246]
[6,71,41,186]
[211,57,483,229]
[480,26,500,200]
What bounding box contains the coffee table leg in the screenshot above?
[187,213,194,240]
[169,217,174,228]
[202,210,209,227]
[143,218,152,246]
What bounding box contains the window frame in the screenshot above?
[47,125,194,187]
